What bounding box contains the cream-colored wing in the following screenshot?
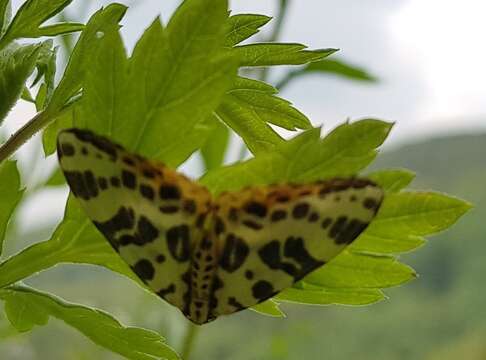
[57,128,211,317]
[209,179,384,317]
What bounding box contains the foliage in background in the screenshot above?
[0,0,471,359]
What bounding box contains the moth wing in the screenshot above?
[209,179,384,317]
[57,128,211,313]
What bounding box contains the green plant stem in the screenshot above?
[0,107,61,164]
[260,0,290,83]
[180,321,200,360]
[0,112,47,163]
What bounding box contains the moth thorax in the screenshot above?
[188,234,218,324]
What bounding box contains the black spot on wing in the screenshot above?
[271,210,287,222]
[228,207,238,222]
[321,217,332,229]
[363,197,379,211]
[167,225,191,262]
[159,184,181,200]
[137,216,159,244]
[67,128,119,161]
[159,205,179,214]
[63,171,90,200]
[200,236,212,250]
[119,234,136,246]
[196,214,206,229]
[244,201,267,218]
[275,195,290,203]
[308,212,319,222]
[98,177,108,190]
[122,170,137,189]
[252,280,275,302]
[93,207,135,247]
[83,170,98,198]
[219,234,250,272]
[157,284,176,297]
[123,156,136,166]
[242,220,263,230]
[209,275,224,311]
[143,169,157,179]
[258,237,325,281]
[228,297,245,310]
[140,184,155,200]
[181,270,192,316]
[214,217,225,235]
[283,236,325,279]
[110,177,120,187]
[334,219,369,245]
[329,216,348,239]
[63,171,100,200]
[183,199,196,214]
[293,203,310,219]
[60,142,75,156]
[132,259,155,281]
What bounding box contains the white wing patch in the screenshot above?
[57,128,384,325]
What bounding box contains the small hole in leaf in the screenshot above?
[96,31,105,39]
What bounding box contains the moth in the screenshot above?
[57,128,384,324]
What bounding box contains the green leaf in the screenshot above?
[215,76,311,155]
[225,13,271,46]
[45,166,65,186]
[305,252,416,289]
[352,232,426,255]
[0,196,137,289]
[277,287,384,306]
[32,40,57,110]
[227,77,311,130]
[42,105,74,156]
[77,0,237,168]
[216,96,285,155]
[302,58,377,81]
[76,19,127,133]
[367,169,415,193]
[369,192,472,237]
[0,161,23,254]
[4,286,49,331]
[200,118,230,171]
[46,4,127,114]
[351,192,472,254]
[122,0,236,166]
[0,0,81,46]
[234,43,337,66]
[250,299,286,318]
[20,86,34,102]
[0,43,41,123]
[36,22,84,37]
[0,285,180,360]
[0,0,11,36]
[201,120,391,194]
[286,120,393,182]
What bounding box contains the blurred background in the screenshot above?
[1,0,486,359]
